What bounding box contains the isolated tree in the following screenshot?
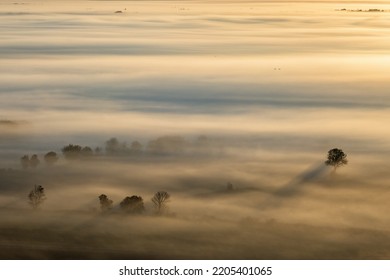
[119,195,145,214]
[28,185,46,209]
[325,148,348,171]
[62,144,83,159]
[98,194,113,212]
[29,154,40,168]
[20,155,30,169]
[151,191,170,215]
[44,151,58,165]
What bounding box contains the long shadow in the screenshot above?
[274,162,331,197]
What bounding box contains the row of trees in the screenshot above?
[104,136,211,156]
[99,191,171,215]
[20,135,213,168]
[62,144,94,160]
[21,143,348,173]
[21,152,58,169]
[97,135,211,156]
[27,185,171,216]
[20,146,94,168]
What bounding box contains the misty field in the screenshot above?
[1,0,390,259]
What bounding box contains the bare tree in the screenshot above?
[119,195,145,214]
[28,185,46,209]
[151,191,170,215]
[325,148,348,172]
[98,194,113,212]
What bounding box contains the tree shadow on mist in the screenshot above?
[274,162,331,197]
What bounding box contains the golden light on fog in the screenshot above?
[0,0,390,259]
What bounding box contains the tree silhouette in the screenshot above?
[147,136,187,155]
[325,148,348,171]
[226,182,234,192]
[62,144,83,159]
[98,194,113,212]
[105,137,128,155]
[20,154,42,169]
[29,154,40,168]
[81,146,93,157]
[61,144,94,159]
[151,191,170,215]
[119,195,145,214]
[105,137,119,154]
[130,141,143,155]
[20,155,30,169]
[28,185,46,209]
[44,151,58,165]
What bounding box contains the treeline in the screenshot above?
[19,135,215,168]
[28,185,171,216]
[103,135,212,156]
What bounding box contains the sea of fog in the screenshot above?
[0,0,390,259]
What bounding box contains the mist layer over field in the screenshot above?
[1,0,390,259]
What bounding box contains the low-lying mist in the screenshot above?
[1,135,390,259]
[1,0,390,259]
